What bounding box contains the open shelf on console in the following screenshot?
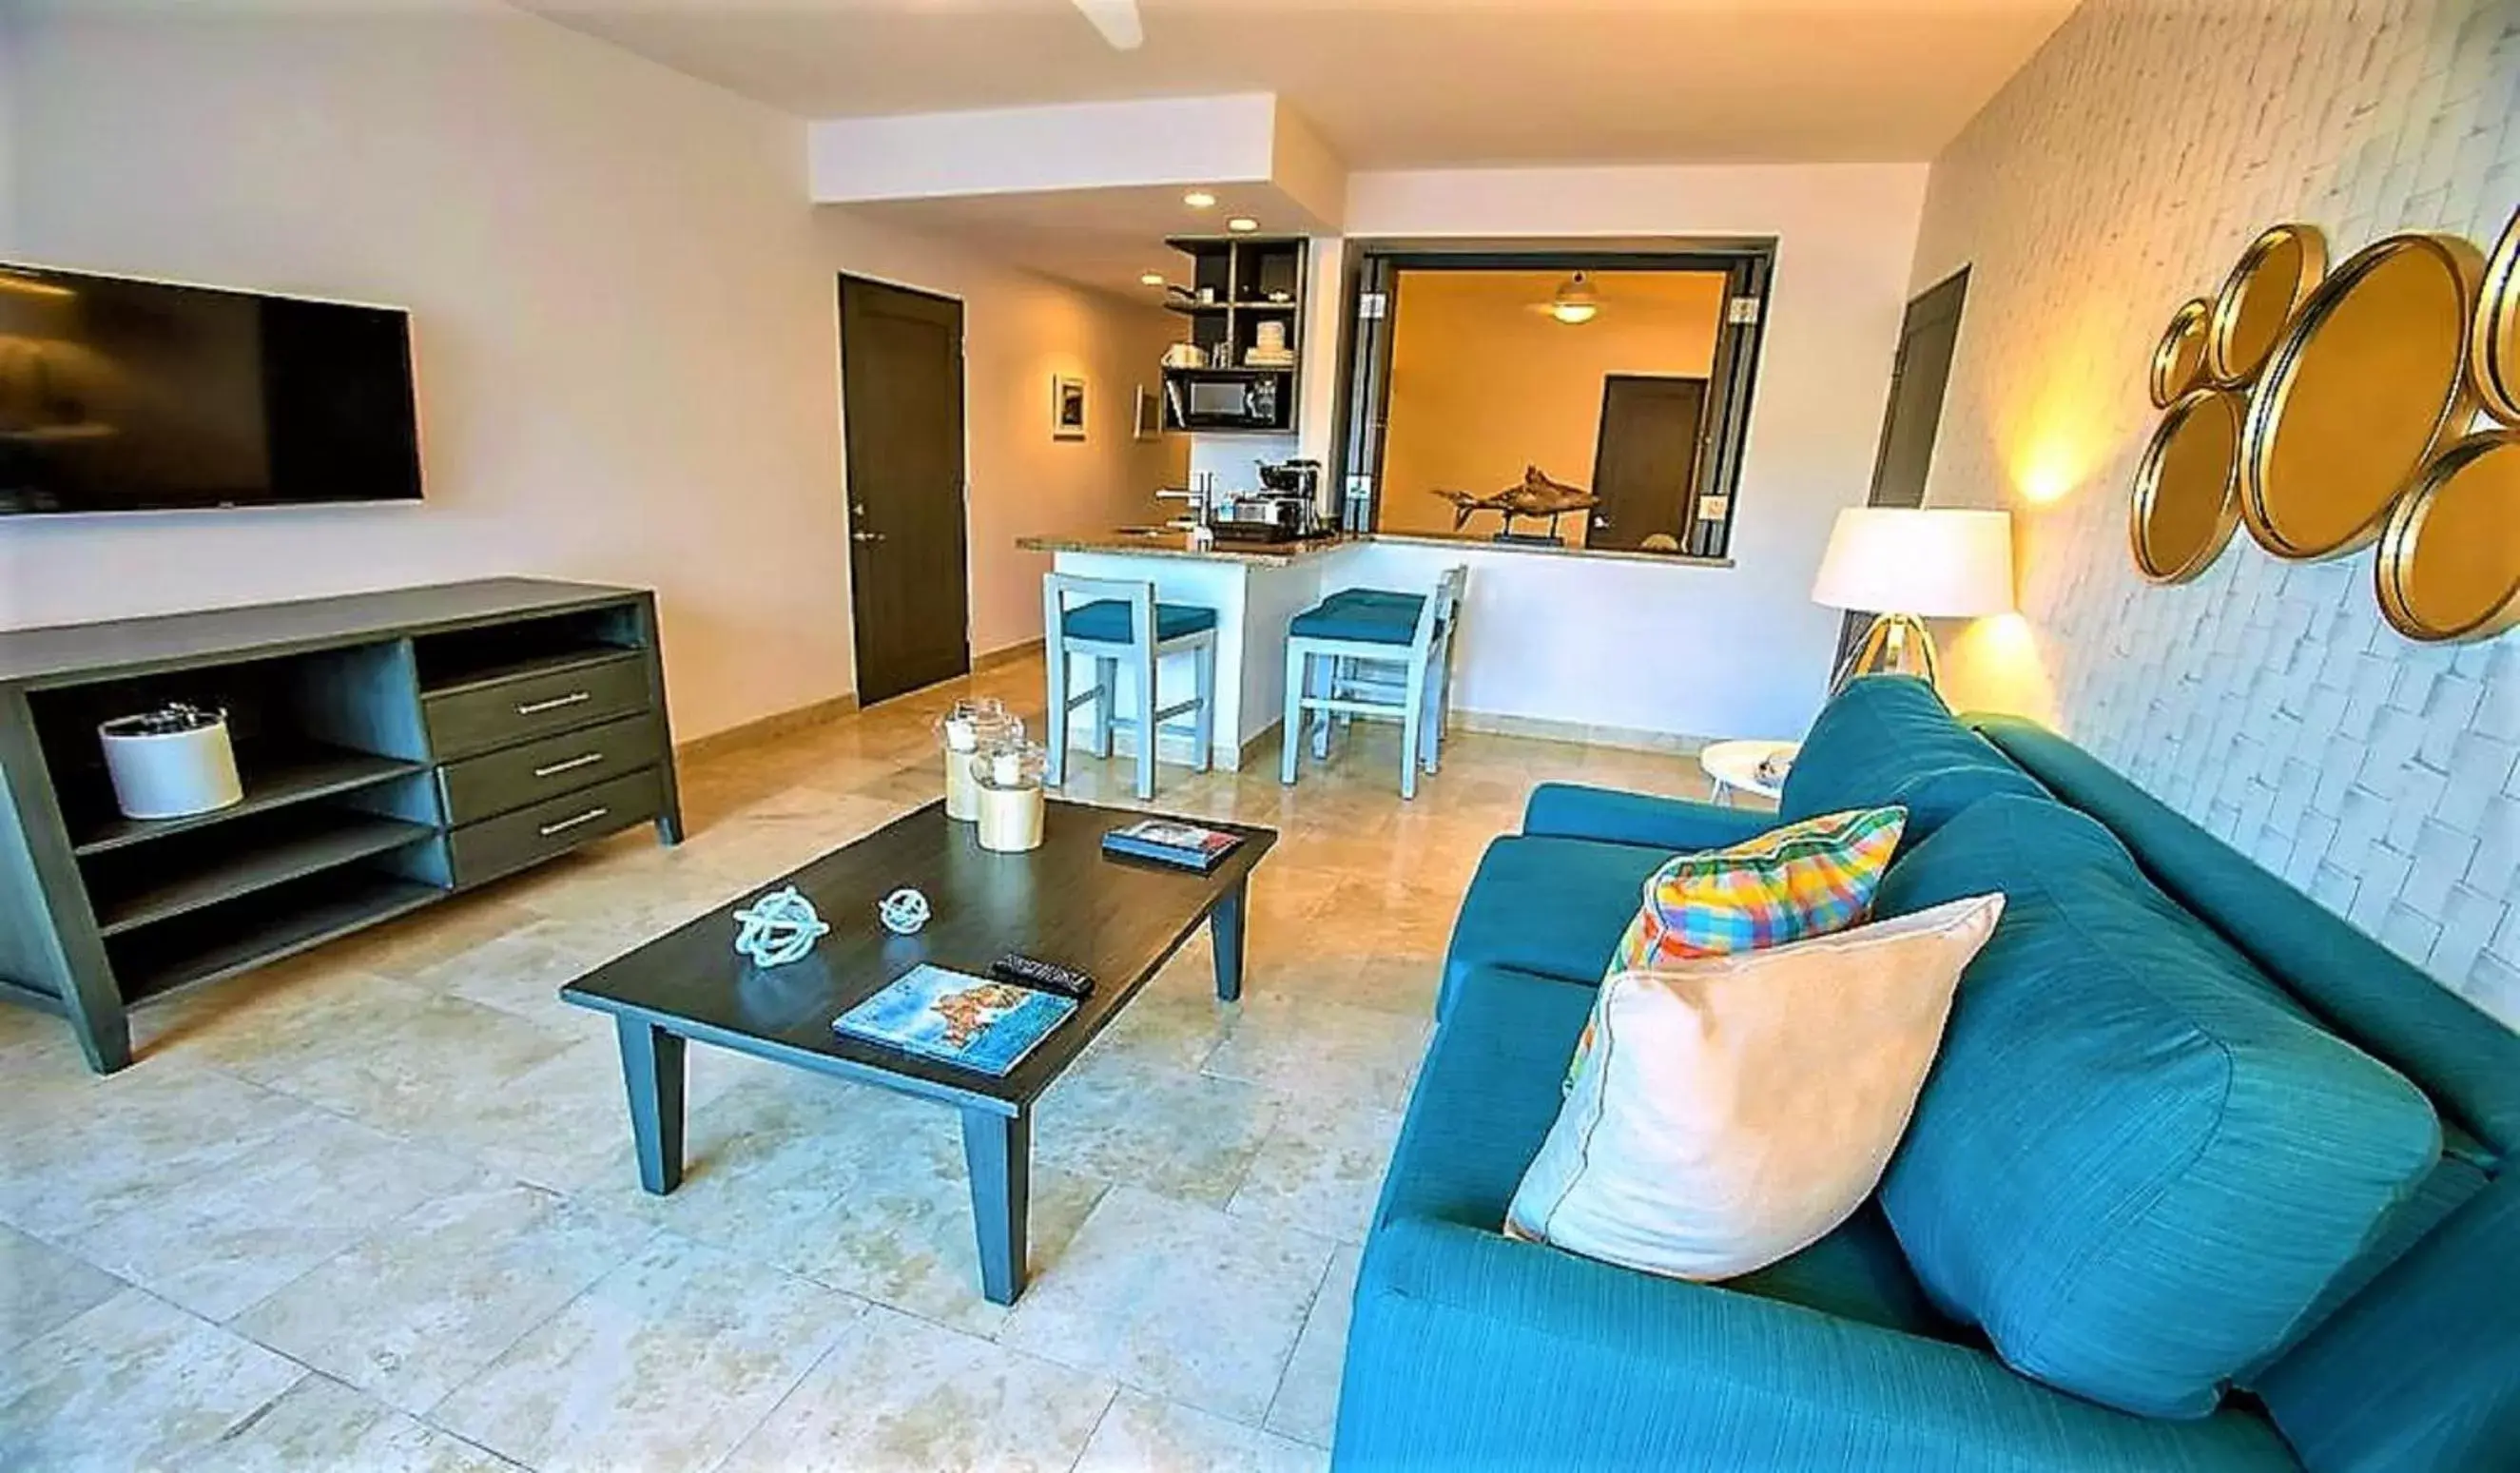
[107,863,446,1005]
[414,607,642,694]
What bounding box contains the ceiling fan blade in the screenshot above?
[1070,0,1144,49]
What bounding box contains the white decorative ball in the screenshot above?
[878,886,932,936]
[732,885,829,968]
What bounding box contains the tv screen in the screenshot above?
[0,262,421,515]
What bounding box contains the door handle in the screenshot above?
[852,530,886,543]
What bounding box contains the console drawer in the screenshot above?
[437,713,662,825]
[449,767,660,888]
[423,653,649,760]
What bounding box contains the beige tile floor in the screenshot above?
[0,656,1718,1473]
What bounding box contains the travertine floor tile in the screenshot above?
[0,1063,320,1243]
[1265,1244,1364,1448]
[0,1224,124,1354]
[1199,996,1433,1113]
[1037,1049,1282,1208]
[429,1232,860,1473]
[718,1305,1113,1473]
[0,1289,304,1473]
[78,1114,480,1323]
[189,1374,516,1473]
[1077,1388,1328,1473]
[1227,1097,1405,1245]
[998,1186,1333,1425]
[230,1180,649,1415]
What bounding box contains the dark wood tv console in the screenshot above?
[0,577,683,1074]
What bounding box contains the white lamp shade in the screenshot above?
[1811,508,2015,618]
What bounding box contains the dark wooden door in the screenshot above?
[1837,268,1969,663]
[1588,375,1708,552]
[840,276,970,707]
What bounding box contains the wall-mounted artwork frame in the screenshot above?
[1052,375,1088,440]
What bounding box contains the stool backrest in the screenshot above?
[1043,572,1156,646]
[1414,565,1469,655]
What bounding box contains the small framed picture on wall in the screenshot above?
[1052,375,1088,440]
[1134,384,1164,441]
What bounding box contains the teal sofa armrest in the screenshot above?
[1335,1217,2298,1473]
[1520,783,1774,852]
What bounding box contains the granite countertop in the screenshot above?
[1015,531,1364,568]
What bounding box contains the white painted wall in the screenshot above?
[1326,163,1931,741]
[0,17,16,252]
[810,94,1281,204]
[0,5,1179,740]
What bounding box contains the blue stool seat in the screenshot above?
[1290,598,1421,644]
[1063,599,1218,644]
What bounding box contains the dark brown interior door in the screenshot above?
[1589,375,1708,552]
[840,275,970,707]
[1838,268,1969,664]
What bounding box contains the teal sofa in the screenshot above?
[1338,677,2519,1471]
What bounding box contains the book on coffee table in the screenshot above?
[1100,818,1244,872]
[834,964,1076,1076]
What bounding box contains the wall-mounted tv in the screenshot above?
[0,262,421,515]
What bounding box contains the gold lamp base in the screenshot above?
[1830,612,1941,695]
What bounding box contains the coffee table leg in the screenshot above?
[1211,877,1249,1002]
[615,1016,687,1194]
[961,1108,1031,1305]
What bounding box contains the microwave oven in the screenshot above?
[1163,369,1290,433]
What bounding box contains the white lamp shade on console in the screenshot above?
[1812,508,2014,691]
[1812,508,2016,618]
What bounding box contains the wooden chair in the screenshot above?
[1281,566,1467,800]
[1043,573,1218,801]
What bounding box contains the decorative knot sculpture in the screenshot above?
[731,885,830,968]
[878,886,932,936]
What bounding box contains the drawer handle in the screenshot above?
[532,752,607,779]
[516,691,593,716]
[537,805,611,838]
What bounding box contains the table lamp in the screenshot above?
[1811,507,2014,692]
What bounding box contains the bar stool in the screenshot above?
[1043,573,1218,801]
[1282,566,1466,800]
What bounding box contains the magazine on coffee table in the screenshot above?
[833,964,1076,1076]
[1100,818,1244,872]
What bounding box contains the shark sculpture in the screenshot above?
[1431,465,1600,537]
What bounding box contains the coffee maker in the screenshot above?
[1255,459,1327,534]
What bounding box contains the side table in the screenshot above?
[1699,739,1799,805]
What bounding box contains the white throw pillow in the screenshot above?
[1505,893,2005,1281]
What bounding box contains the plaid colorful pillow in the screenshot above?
[1567,804,1907,1087]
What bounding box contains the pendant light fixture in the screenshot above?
[1550,271,1599,325]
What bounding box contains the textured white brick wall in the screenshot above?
[1913,0,2519,1027]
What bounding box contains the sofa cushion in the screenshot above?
[1874,795,2444,1420]
[1388,962,1961,1343]
[1780,675,2045,847]
[1440,837,1669,1014]
[1508,895,2004,1281]
[1604,804,1907,970]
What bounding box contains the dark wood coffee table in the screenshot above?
[560,798,1273,1305]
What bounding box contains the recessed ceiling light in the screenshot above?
[1139,271,1167,287]
[1182,190,1216,209]
[1226,217,1259,233]
[1549,271,1599,324]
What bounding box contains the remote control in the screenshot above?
[991,953,1095,998]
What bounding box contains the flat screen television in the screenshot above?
[0,262,421,515]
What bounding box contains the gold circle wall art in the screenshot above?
[2130,387,2246,583]
[2206,223,2327,385]
[2475,204,2520,424]
[2375,430,2519,643]
[2149,298,2213,407]
[2239,231,2483,562]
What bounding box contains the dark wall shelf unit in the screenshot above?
[1161,234,1307,436]
[0,577,683,1074]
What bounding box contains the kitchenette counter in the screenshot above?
[1016,531,1363,567]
